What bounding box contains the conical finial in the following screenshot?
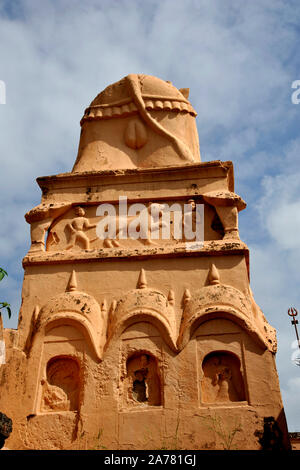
[183,288,191,306]
[137,269,147,289]
[208,264,220,285]
[168,289,175,306]
[66,270,78,292]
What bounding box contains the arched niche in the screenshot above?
[31,322,86,415]
[125,352,162,407]
[41,355,81,412]
[41,317,100,361]
[201,351,245,404]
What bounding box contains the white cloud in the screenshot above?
[267,200,300,250]
[282,376,300,432]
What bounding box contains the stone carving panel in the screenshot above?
[45,199,210,252]
[65,206,97,250]
[46,206,98,251]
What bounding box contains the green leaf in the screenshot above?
[0,268,12,318]
[0,302,12,318]
[0,268,7,281]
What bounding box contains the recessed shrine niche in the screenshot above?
[201,351,245,404]
[41,356,81,412]
[125,352,161,407]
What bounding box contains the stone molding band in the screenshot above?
[81,98,197,124]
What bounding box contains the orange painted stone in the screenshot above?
[0,74,290,450]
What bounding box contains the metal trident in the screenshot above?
[288,307,300,349]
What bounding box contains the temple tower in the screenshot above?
[0,74,290,450]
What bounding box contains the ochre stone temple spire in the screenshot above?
[0,74,290,450]
[74,74,200,171]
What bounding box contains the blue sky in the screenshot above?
[1,0,300,431]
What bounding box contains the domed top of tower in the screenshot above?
[87,74,196,113]
[73,74,201,172]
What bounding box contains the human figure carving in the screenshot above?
[202,353,244,404]
[212,362,239,402]
[212,366,232,402]
[66,206,96,250]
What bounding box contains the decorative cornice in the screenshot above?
[81,98,196,126]
[36,161,235,202]
[22,240,250,277]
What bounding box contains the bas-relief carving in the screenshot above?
[26,190,244,255]
[45,206,97,251]
[102,202,169,248]
[29,196,247,255]
[203,191,247,241]
[124,118,148,150]
[201,352,245,404]
[65,206,97,250]
[44,199,212,252]
[25,202,72,253]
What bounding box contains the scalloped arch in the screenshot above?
[106,309,177,352]
[177,283,271,351]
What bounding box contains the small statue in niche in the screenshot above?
[66,206,97,250]
[212,365,238,402]
[201,352,245,404]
